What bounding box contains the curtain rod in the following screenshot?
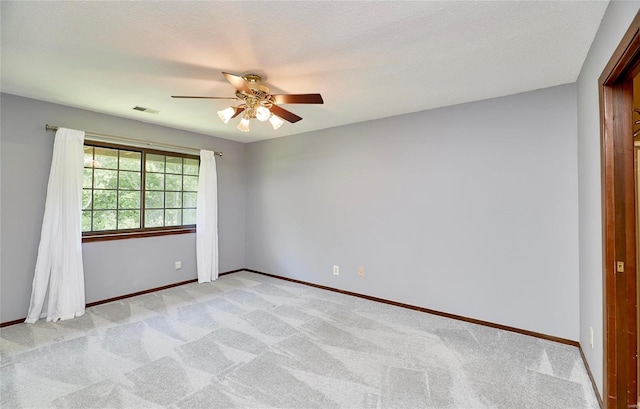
[45,124,222,157]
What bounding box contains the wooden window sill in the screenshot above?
[82,227,195,243]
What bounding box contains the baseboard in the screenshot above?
[0,318,24,328]
[0,269,243,327]
[578,345,604,408]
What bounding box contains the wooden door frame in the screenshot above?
[599,11,640,409]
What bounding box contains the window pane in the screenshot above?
[94,148,118,169]
[119,170,141,190]
[84,147,94,167]
[165,209,181,226]
[83,144,199,236]
[183,192,197,208]
[118,191,140,209]
[145,173,164,190]
[165,174,182,191]
[145,191,164,209]
[166,156,183,174]
[183,209,196,225]
[145,209,164,228]
[183,175,198,192]
[165,192,182,208]
[82,190,92,210]
[94,169,117,189]
[83,168,93,189]
[93,190,117,210]
[92,210,117,231]
[184,158,199,175]
[82,211,92,232]
[146,154,165,172]
[118,210,140,229]
[119,151,141,171]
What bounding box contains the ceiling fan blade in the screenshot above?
[271,94,324,104]
[172,96,238,100]
[222,72,254,95]
[269,104,303,123]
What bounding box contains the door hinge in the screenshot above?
[616,261,624,273]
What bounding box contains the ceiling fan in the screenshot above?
[172,72,323,132]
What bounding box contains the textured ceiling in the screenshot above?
[1,1,608,143]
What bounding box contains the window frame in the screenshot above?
[82,141,198,243]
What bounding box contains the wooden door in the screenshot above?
[635,73,640,407]
[599,11,640,409]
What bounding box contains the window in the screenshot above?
[82,142,199,240]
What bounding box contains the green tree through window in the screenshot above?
[82,143,199,238]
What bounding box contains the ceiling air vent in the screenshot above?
[133,106,159,114]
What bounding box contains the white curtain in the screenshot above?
[25,128,86,323]
[196,150,219,283]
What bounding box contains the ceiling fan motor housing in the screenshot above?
[236,74,274,118]
[241,74,270,96]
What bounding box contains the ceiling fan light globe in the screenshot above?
[269,115,284,130]
[255,106,271,122]
[237,118,251,132]
[217,107,235,124]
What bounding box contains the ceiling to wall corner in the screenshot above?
[0,1,608,143]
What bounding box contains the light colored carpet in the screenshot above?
[1,271,599,408]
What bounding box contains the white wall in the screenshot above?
[246,84,580,341]
[577,0,640,396]
[0,93,246,322]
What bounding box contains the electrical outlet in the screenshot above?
[333,265,339,275]
[358,266,364,277]
[175,261,182,270]
[589,326,594,349]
